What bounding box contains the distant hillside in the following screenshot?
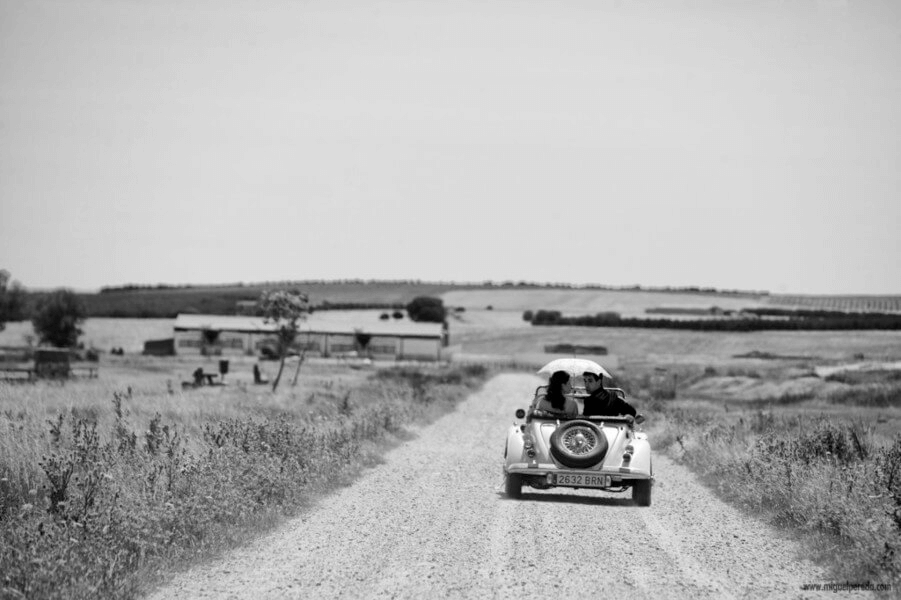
[77,281,471,318]
[17,280,900,320]
[78,281,772,318]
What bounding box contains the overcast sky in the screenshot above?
[1,0,899,294]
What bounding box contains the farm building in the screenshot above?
[172,312,447,360]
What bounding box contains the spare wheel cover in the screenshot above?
[550,420,608,468]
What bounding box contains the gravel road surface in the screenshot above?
[145,373,842,599]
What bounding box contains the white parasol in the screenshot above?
[537,358,612,379]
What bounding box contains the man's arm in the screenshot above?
[614,397,638,417]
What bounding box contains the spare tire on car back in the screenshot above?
[550,420,608,468]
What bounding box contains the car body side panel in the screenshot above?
[505,424,524,461]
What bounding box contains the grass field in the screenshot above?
[768,295,901,313]
[3,285,901,597]
[0,356,489,599]
[643,383,901,593]
[451,309,901,366]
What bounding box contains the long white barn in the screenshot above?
[173,312,447,360]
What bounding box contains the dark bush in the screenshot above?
[406,296,446,323]
[523,310,533,322]
[531,310,562,325]
[32,289,86,347]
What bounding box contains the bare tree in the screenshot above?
[289,338,310,388]
[257,289,310,391]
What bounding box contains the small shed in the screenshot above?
[143,338,176,356]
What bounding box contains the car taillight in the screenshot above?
[524,438,535,458]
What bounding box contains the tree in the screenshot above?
[0,269,27,332]
[32,289,86,347]
[201,328,220,355]
[406,296,446,323]
[257,289,309,391]
[354,330,372,356]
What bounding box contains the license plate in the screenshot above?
[556,473,611,488]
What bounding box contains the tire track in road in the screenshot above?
[144,373,844,599]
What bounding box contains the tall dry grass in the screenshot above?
[0,363,488,599]
[650,396,901,595]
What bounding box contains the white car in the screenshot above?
[503,383,653,506]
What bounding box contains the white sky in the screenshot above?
[1,0,899,294]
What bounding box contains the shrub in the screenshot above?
[32,289,86,347]
[531,310,562,325]
[405,296,446,323]
[522,310,533,322]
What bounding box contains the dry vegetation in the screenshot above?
[3,288,901,597]
[0,358,488,599]
[616,363,901,594]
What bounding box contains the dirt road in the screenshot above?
[145,374,838,599]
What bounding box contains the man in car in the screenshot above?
[581,371,644,422]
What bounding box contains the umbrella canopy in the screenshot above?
[537,358,611,379]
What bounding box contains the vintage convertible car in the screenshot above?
[503,375,653,506]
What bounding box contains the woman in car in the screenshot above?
[537,370,579,417]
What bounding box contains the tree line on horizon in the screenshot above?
[525,308,901,331]
[98,279,771,296]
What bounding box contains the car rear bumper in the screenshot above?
[505,465,653,483]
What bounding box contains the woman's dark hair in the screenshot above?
[546,370,570,410]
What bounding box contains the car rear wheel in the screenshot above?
[549,420,608,468]
[505,473,522,499]
[632,479,652,507]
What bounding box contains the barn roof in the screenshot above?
[173,311,444,339]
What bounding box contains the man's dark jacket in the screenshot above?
[582,387,637,417]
